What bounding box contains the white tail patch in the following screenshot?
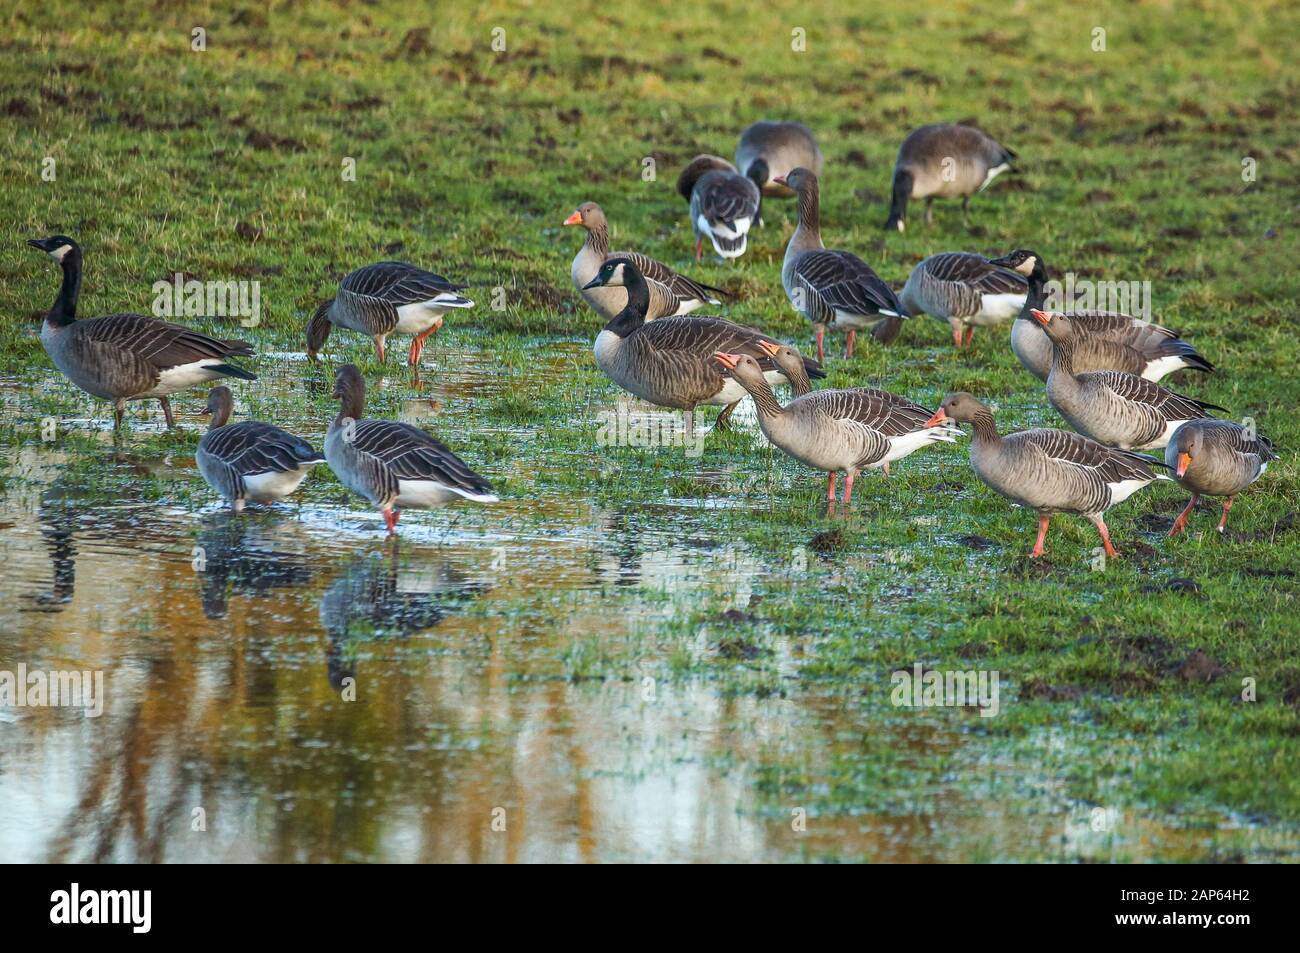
[1106,478,1152,506]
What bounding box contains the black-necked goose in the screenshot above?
[1035,309,1224,451]
[778,168,907,361]
[1166,420,1275,536]
[991,249,1215,382]
[28,235,256,429]
[307,261,473,367]
[582,258,823,429]
[324,364,498,534]
[928,392,1165,558]
[714,352,958,506]
[884,123,1016,231]
[676,155,761,262]
[734,121,824,225]
[564,202,727,320]
[899,252,1028,349]
[196,386,324,511]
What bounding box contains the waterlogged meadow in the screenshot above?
[0,1,1298,862]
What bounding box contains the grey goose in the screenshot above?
[928,392,1165,559]
[307,260,473,367]
[676,155,761,262]
[885,123,1016,231]
[1034,309,1224,451]
[325,365,498,534]
[564,202,727,320]
[1166,420,1275,536]
[196,386,324,511]
[777,168,907,361]
[582,258,824,429]
[898,252,1028,349]
[28,235,256,429]
[734,121,824,225]
[715,351,958,508]
[991,249,1214,382]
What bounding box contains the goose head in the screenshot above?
[582,256,638,290]
[744,157,770,189]
[27,234,80,263]
[1030,308,1075,345]
[563,202,605,230]
[711,351,767,387]
[200,386,235,428]
[774,167,817,195]
[756,339,809,389]
[989,249,1043,279]
[926,392,987,428]
[1169,425,1204,478]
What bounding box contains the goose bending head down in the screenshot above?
[884,123,1016,232]
[324,364,498,535]
[1166,420,1276,537]
[676,155,760,263]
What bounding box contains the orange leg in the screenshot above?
[881,461,891,479]
[1091,515,1119,559]
[826,472,837,502]
[952,325,964,349]
[1217,497,1233,533]
[408,319,442,366]
[1168,493,1200,537]
[815,325,826,364]
[695,238,704,264]
[382,508,400,535]
[964,326,975,348]
[1030,514,1050,558]
[373,336,387,364]
[845,330,857,359]
[842,470,856,506]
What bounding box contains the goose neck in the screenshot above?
[48,249,82,326]
[970,410,1000,444]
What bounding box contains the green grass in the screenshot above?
[1,0,1299,860]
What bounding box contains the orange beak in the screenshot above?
[756,340,780,357]
[1030,308,1052,326]
[772,175,787,185]
[924,409,947,428]
[563,211,582,226]
[712,351,740,370]
[1176,452,1191,477]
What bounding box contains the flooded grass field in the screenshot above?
[2,1,1299,863]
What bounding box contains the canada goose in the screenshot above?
[564,202,727,319]
[1166,420,1276,536]
[307,261,473,367]
[898,252,1028,349]
[1034,309,1223,450]
[27,235,256,429]
[885,123,1016,232]
[777,168,907,361]
[582,258,823,429]
[196,386,324,511]
[734,121,824,225]
[715,351,958,507]
[324,364,498,534]
[991,249,1215,381]
[676,155,761,262]
[929,392,1165,558]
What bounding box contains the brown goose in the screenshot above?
[898,252,1028,349]
[885,123,1016,231]
[564,202,727,319]
[734,121,824,225]
[1035,309,1224,450]
[928,393,1165,558]
[307,261,473,367]
[196,387,324,511]
[714,351,958,507]
[991,249,1214,382]
[676,155,761,262]
[324,365,498,534]
[778,168,908,361]
[582,258,823,429]
[28,236,256,429]
[1166,420,1276,536]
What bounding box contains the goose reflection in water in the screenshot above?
[194,513,316,619]
[27,481,80,611]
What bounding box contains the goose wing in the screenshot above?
[802,388,933,436]
[927,253,1028,295]
[617,251,727,303]
[634,316,780,370]
[1017,428,1159,483]
[1089,372,1223,420]
[351,419,494,496]
[73,312,253,370]
[697,172,760,232]
[202,422,323,475]
[793,250,905,318]
[341,261,469,305]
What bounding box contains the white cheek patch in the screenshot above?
[50,245,72,262]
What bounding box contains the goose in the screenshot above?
[196,386,324,511]
[1034,309,1224,450]
[898,252,1028,349]
[734,120,824,225]
[713,351,958,506]
[564,202,728,320]
[306,260,473,367]
[927,392,1165,558]
[27,235,256,429]
[582,258,824,429]
[776,168,907,361]
[324,364,498,534]
[1166,420,1276,536]
[991,249,1215,382]
[884,123,1016,231]
[676,155,760,262]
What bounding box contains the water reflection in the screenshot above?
[195,514,316,619]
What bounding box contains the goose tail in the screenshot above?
[210,363,257,382]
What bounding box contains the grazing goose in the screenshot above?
[714,351,958,506]
[991,249,1215,382]
[324,365,498,534]
[307,261,473,367]
[777,168,907,361]
[928,392,1165,558]
[676,155,761,262]
[28,235,256,429]
[582,258,823,429]
[196,386,324,511]
[898,252,1028,349]
[734,121,824,225]
[1035,309,1223,450]
[1166,420,1276,536]
[884,123,1016,231]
